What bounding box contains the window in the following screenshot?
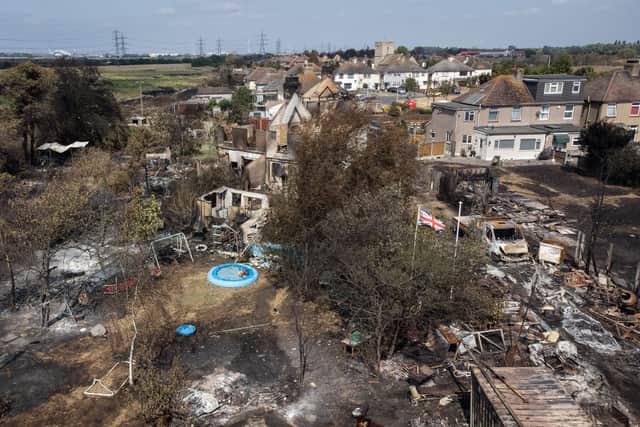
[344,83,352,90]
[631,102,640,117]
[464,111,475,121]
[462,135,472,144]
[347,74,354,79]
[488,109,499,122]
[519,139,539,150]
[607,103,617,117]
[564,104,574,120]
[339,73,344,79]
[446,131,452,142]
[511,106,521,121]
[431,130,436,139]
[572,81,581,94]
[630,125,638,141]
[496,139,515,150]
[539,105,550,121]
[544,82,564,95]
[572,136,581,146]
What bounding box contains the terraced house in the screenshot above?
[425,71,587,160]
[583,58,640,143]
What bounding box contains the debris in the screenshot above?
[90,324,107,337]
[84,361,132,397]
[538,240,566,265]
[438,395,454,406]
[542,331,560,344]
[183,389,220,417]
[561,308,621,353]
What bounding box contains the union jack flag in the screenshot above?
[418,209,445,232]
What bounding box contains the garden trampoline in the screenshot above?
[207,263,259,288]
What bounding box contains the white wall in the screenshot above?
[382,71,428,90]
[335,73,380,91]
[472,132,545,160]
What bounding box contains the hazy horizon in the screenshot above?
[1,0,639,55]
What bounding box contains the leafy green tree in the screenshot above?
[120,187,163,244]
[395,46,410,55]
[1,62,53,163]
[404,77,419,93]
[308,49,320,65]
[49,63,125,149]
[581,121,633,179]
[230,86,253,123]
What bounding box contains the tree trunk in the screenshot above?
[29,126,36,165]
[22,130,29,164]
[41,248,52,328]
[5,254,17,311]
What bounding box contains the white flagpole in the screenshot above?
[453,201,463,259]
[411,205,420,275]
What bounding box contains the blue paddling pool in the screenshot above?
[176,324,196,336]
[207,263,259,288]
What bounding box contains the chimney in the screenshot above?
[514,68,524,82]
[624,59,640,78]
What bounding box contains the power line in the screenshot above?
[198,36,204,56]
[113,30,120,57]
[119,32,127,56]
[258,31,268,55]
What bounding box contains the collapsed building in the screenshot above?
[195,186,269,248]
[217,94,312,191]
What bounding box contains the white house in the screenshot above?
[426,57,490,88]
[377,54,428,90]
[472,126,547,161]
[334,62,380,91]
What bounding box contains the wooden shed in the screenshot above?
[470,367,593,427]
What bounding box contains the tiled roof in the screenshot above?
[426,58,474,73]
[336,62,375,75]
[584,70,640,102]
[297,71,321,94]
[377,54,424,73]
[303,77,341,99]
[455,75,534,106]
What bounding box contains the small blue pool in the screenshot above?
[207,263,259,288]
[176,324,196,337]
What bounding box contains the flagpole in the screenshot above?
[411,205,420,275]
[453,201,463,259]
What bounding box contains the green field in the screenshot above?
[98,63,214,100]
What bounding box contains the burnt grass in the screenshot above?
[0,352,86,417]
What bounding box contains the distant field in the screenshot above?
[98,63,214,101]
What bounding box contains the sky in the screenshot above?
[1,0,639,55]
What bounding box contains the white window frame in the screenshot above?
[539,105,550,121]
[488,109,499,122]
[519,139,538,151]
[572,81,581,94]
[511,106,521,121]
[564,104,574,120]
[630,102,640,117]
[607,103,617,117]
[544,82,564,95]
[464,111,475,121]
[496,139,515,150]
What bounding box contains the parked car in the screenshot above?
[404,100,417,109]
[452,86,461,94]
[397,87,407,95]
[388,87,398,93]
